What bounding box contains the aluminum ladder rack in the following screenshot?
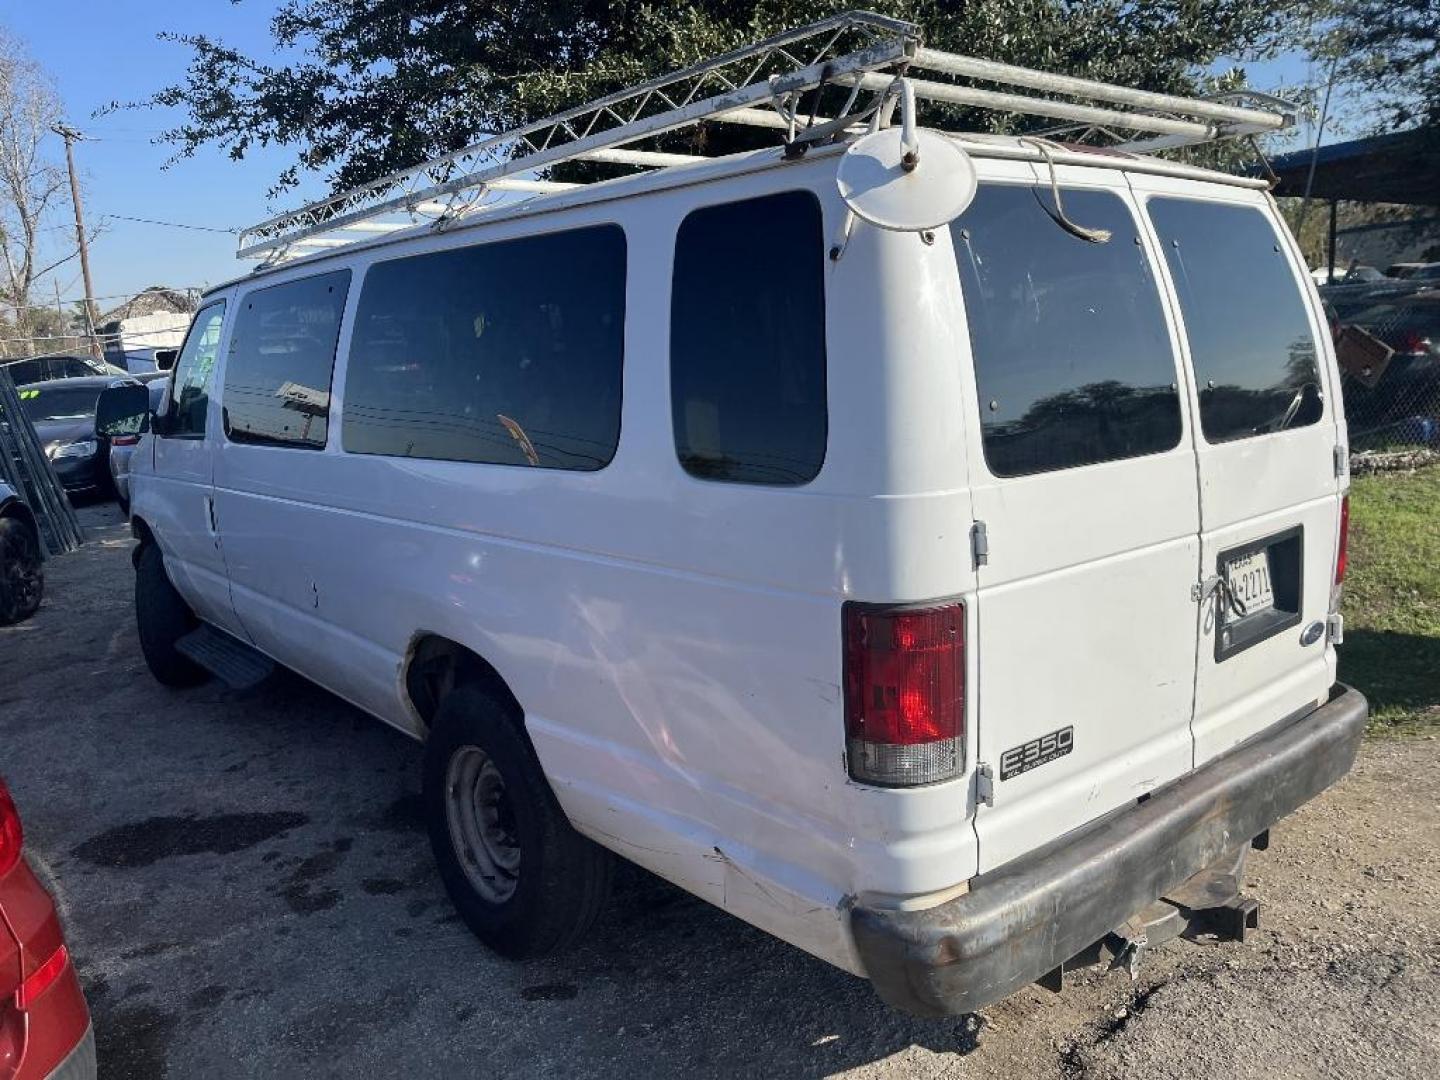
[238,9,1294,264]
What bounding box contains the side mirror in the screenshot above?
[153,349,178,371]
[96,384,152,438]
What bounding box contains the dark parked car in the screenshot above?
[0,480,42,624]
[1320,277,1431,322]
[1,355,126,387]
[17,376,135,498]
[1338,293,1440,442]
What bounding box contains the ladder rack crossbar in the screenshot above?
[237,9,1295,264]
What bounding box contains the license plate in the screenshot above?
[1225,550,1274,614]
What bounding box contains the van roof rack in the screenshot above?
[237,9,1295,264]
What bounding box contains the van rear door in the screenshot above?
[1138,184,1344,764]
[952,168,1203,874]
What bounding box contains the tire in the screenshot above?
[116,489,131,517]
[0,515,43,625]
[424,684,613,959]
[135,542,207,687]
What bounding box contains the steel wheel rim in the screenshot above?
[444,745,521,903]
[1,525,41,612]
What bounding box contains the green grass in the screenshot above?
[1339,465,1440,734]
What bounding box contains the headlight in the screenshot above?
[49,439,97,461]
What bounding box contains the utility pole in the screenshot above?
[51,123,101,357]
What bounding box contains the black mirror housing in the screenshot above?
[96,383,152,438]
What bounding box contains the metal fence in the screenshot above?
[1335,294,1440,453]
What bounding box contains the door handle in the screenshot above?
[205,495,218,534]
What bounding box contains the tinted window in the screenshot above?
[167,302,226,437]
[2,359,46,385]
[343,226,625,470]
[21,384,100,422]
[671,191,826,485]
[1148,199,1323,443]
[224,271,350,448]
[953,185,1183,477]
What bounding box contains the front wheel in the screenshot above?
[0,516,43,625]
[423,685,613,959]
[135,542,206,687]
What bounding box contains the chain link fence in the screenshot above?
[1334,288,1440,453]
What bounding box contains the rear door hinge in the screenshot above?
[1327,612,1345,644]
[971,520,989,568]
[975,762,995,807]
[1334,444,1348,478]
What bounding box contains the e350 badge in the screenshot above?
[1000,726,1074,781]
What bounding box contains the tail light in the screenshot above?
[1400,330,1434,355]
[1335,494,1350,586]
[0,780,21,878]
[843,600,965,787]
[111,434,141,446]
[14,946,69,1011]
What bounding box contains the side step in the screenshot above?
[175,625,275,690]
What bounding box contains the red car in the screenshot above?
[0,780,94,1080]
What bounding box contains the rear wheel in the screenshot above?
[423,684,613,958]
[0,516,43,625]
[135,542,206,687]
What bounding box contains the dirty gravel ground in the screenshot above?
[2,503,1438,1079]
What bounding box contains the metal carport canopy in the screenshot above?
[1268,127,1440,206]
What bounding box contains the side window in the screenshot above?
[671,190,827,485]
[166,302,226,437]
[343,226,625,469]
[952,185,1183,478]
[1148,199,1323,443]
[223,270,351,449]
[3,360,43,384]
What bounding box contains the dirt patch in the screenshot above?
[70,811,309,868]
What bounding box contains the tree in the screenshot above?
[1325,1,1439,134]
[0,31,83,351]
[144,1,1314,201]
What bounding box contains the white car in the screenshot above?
[97,13,1366,1018]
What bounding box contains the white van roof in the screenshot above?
[223,9,1292,284]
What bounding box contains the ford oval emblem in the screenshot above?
[1300,621,1325,647]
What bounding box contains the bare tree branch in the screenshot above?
[0,28,70,348]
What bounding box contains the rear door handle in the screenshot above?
[205,495,218,534]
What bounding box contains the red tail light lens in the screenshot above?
[111,434,141,446]
[0,781,21,878]
[14,946,68,1011]
[1335,494,1350,586]
[843,601,964,787]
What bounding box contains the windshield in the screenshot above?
[20,385,101,422]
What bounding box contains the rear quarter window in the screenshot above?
[1148,199,1323,443]
[670,190,827,486]
[953,184,1183,478]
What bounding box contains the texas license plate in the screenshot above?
[1225,550,1274,614]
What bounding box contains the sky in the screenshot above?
[0,1,1351,310]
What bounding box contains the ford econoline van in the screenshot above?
[97,12,1367,1017]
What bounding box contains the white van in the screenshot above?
[98,13,1367,1017]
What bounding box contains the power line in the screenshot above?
[102,214,237,235]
